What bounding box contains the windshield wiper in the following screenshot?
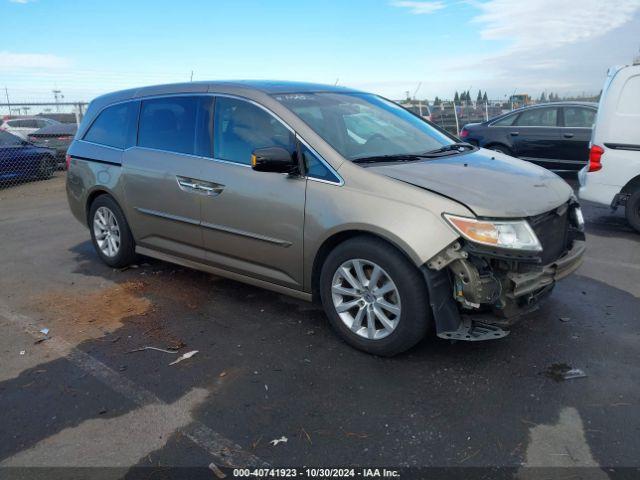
[421,142,475,156]
[352,154,431,164]
[352,143,475,164]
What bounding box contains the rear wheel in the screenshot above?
[625,189,640,233]
[38,155,55,179]
[319,236,431,356]
[89,195,138,268]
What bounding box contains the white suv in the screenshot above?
[0,117,60,140]
[579,63,640,232]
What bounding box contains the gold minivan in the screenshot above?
[66,81,585,356]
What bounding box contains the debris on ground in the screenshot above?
[544,363,588,381]
[269,436,288,446]
[127,346,180,354]
[559,317,571,322]
[19,350,25,355]
[40,327,50,335]
[219,371,227,378]
[168,350,198,366]
[209,462,227,479]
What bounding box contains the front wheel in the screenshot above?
[625,189,640,233]
[319,236,431,356]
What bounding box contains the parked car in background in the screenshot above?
[0,130,57,182]
[579,63,640,232]
[28,123,77,169]
[460,102,597,173]
[0,117,61,140]
[66,81,585,356]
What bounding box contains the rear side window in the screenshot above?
[492,114,516,126]
[84,102,136,149]
[138,96,213,156]
[563,107,596,127]
[515,107,558,127]
[214,97,295,165]
[0,131,23,146]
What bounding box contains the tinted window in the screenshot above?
[84,102,135,149]
[214,97,295,165]
[302,145,340,183]
[515,108,558,127]
[0,131,23,146]
[492,114,516,126]
[138,96,213,156]
[564,107,596,128]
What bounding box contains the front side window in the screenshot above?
[274,93,452,161]
[138,96,213,156]
[515,107,558,127]
[214,97,295,165]
[563,107,596,128]
[84,102,136,149]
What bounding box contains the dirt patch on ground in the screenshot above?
[33,280,153,343]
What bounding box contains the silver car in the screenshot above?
[66,81,585,356]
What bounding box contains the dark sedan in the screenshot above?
[0,131,57,183]
[27,122,77,170]
[460,101,597,172]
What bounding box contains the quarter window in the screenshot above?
[515,108,558,127]
[491,114,516,126]
[138,96,213,156]
[213,97,295,165]
[302,145,340,183]
[563,107,596,128]
[84,102,136,149]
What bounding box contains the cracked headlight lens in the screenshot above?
[443,214,542,251]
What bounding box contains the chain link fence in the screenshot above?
[0,100,87,189]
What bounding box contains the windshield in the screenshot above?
[274,92,454,161]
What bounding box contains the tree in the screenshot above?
[540,91,547,103]
[477,90,482,102]
[433,96,441,106]
[454,91,460,104]
[482,91,488,103]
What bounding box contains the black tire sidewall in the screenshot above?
[626,189,640,233]
[89,195,137,268]
[319,236,431,356]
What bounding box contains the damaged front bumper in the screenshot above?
[423,238,586,341]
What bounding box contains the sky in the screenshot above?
[1,0,639,103]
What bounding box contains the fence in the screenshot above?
[0,100,87,190]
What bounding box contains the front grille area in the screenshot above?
[529,204,570,265]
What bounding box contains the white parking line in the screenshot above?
[0,303,268,469]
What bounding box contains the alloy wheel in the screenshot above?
[331,259,401,340]
[93,206,121,257]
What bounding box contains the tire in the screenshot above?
[625,189,640,233]
[88,195,138,268]
[487,145,512,156]
[38,155,55,179]
[319,236,431,356]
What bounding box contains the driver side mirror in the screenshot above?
[251,147,298,174]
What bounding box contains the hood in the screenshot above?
[368,149,573,218]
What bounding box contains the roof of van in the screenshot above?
[91,80,362,105]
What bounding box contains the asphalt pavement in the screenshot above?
[0,173,639,479]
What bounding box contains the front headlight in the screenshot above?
[443,214,542,251]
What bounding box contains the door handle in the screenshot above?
[510,131,519,136]
[177,179,199,190]
[196,184,224,196]
[563,133,575,138]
